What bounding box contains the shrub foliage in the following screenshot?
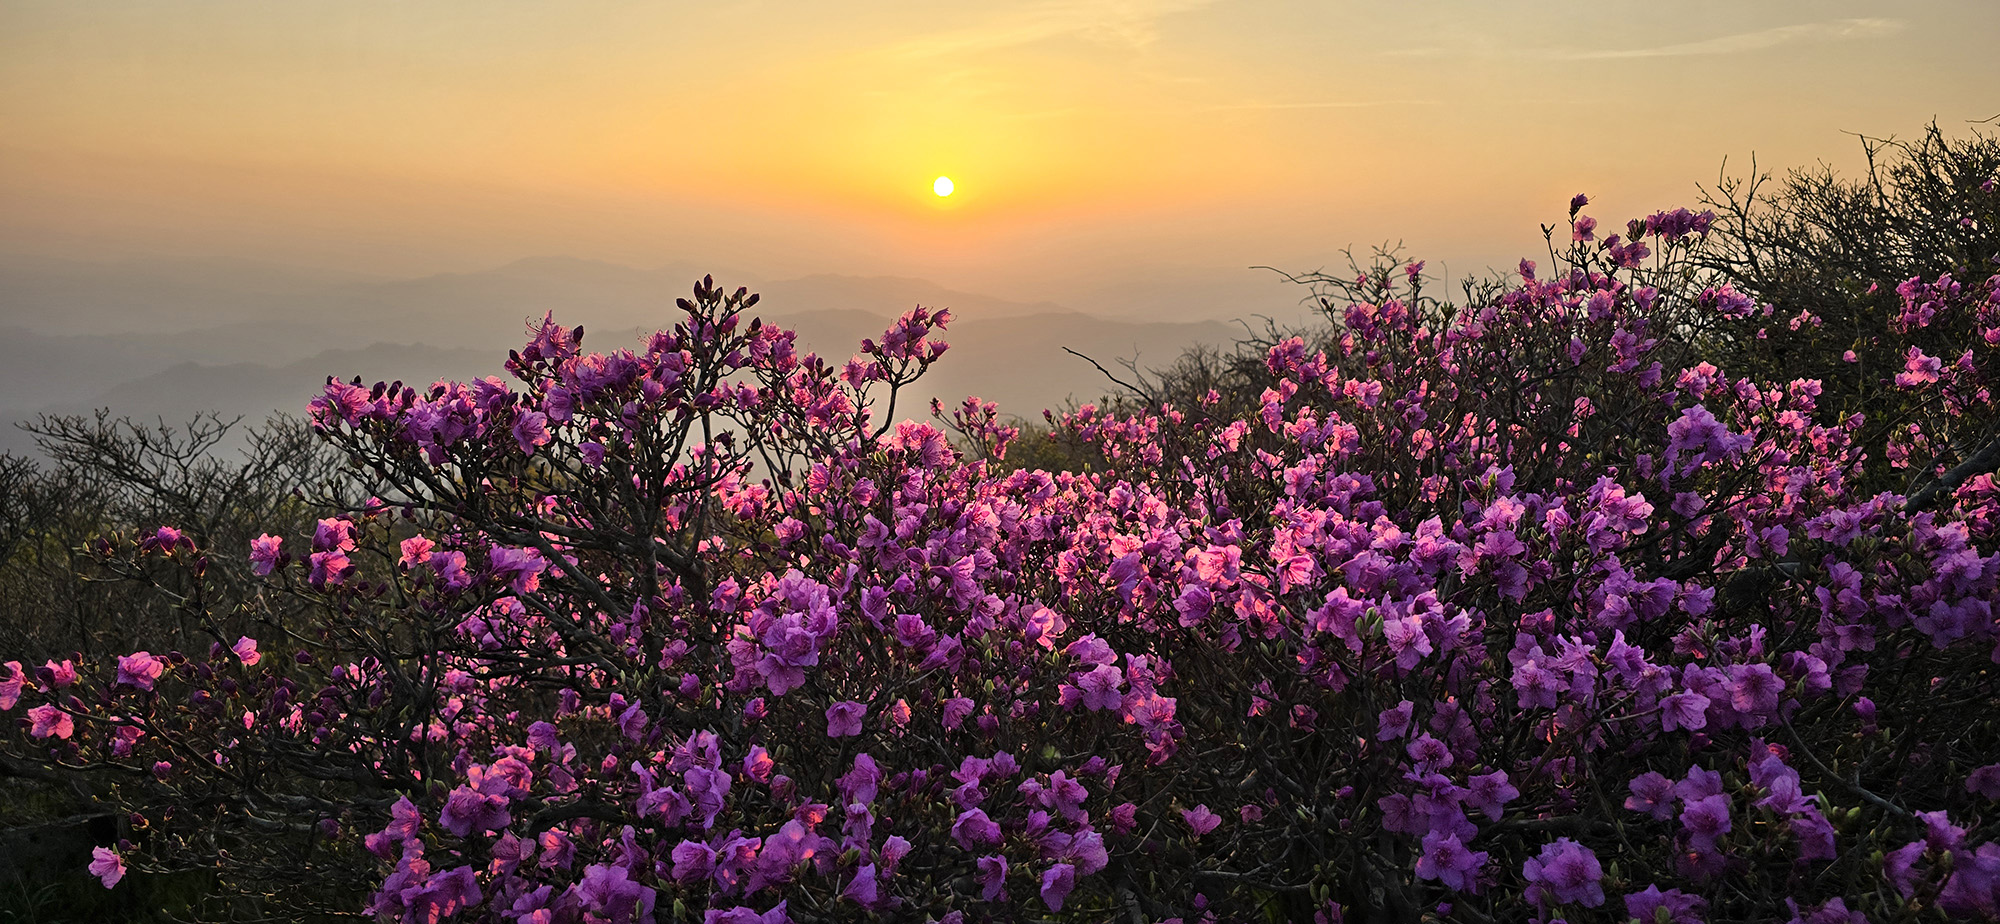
[5,134,2000,923]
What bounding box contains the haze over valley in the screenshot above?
[0,253,1268,456]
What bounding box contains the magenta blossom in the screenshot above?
[312,517,355,553]
[513,410,551,454]
[89,847,126,889]
[1182,804,1222,837]
[0,661,21,711]
[116,651,165,691]
[28,705,72,740]
[248,534,283,575]
[1074,663,1125,712]
[308,550,352,586]
[399,535,434,568]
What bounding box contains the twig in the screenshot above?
[1905,432,2000,513]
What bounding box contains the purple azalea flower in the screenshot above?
[1626,885,1706,924]
[1660,690,1710,732]
[1075,664,1126,711]
[1377,700,1415,740]
[1679,793,1732,848]
[1726,662,1786,716]
[1968,763,2000,800]
[1792,810,1838,862]
[842,862,879,905]
[1787,897,1868,924]
[952,808,1002,849]
[313,517,355,553]
[671,840,715,883]
[1040,862,1077,911]
[1464,770,1519,821]
[1624,771,1676,821]
[1414,831,1487,892]
[513,410,551,454]
[1523,838,1604,907]
[534,829,574,871]
[977,855,1008,901]
[826,700,867,738]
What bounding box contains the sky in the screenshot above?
[1,0,1996,318]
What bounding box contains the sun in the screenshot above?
[933,176,954,197]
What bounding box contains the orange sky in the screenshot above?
[2,0,1995,317]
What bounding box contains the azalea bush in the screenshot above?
[6,184,2000,923]
[1698,122,2000,499]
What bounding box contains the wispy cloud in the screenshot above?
[1197,99,1441,112]
[893,0,1223,58]
[1381,18,1905,61]
[1566,17,1905,59]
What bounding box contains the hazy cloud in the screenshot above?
[1198,98,1441,112]
[1566,18,1905,59]
[1381,18,1906,61]
[894,0,1223,57]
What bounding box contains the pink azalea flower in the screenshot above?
[147,525,189,554]
[308,550,352,586]
[312,517,355,553]
[89,846,125,888]
[248,534,283,575]
[111,725,144,756]
[1182,804,1222,837]
[116,651,165,692]
[399,535,435,568]
[231,637,260,666]
[0,661,22,711]
[28,703,72,739]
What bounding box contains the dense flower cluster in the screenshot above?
[7,199,2000,921]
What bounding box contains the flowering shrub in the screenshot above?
[1699,122,2000,500]
[6,195,2000,922]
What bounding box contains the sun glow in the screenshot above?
[933,176,954,197]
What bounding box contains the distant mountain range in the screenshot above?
[1,255,1255,456]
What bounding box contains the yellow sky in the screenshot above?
[2,0,1995,315]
